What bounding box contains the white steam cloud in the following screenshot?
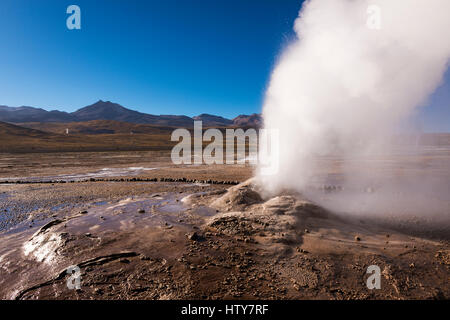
[258,0,450,218]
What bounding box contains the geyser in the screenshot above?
[258,0,450,218]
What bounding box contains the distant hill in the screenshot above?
[0,120,53,138]
[19,120,177,135]
[193,114,233,126]
[0,120,176,153]
[0,100,261,128]
[0,120,92,153]
[72,101,194,126]
[0,105,73,122]
[232,113,262,127]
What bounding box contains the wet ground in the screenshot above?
[0,151,448,300]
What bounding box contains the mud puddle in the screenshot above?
[65,194,197,234]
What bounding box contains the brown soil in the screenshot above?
[0,151,448,300]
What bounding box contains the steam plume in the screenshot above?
[258,0,450,218]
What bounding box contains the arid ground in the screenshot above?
[0,148,448,300]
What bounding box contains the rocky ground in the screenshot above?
[0,175,448,300]
[0,151,448,300]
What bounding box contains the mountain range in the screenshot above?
[0,100,261,127]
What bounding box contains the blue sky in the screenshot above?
[0,0,300,118]
[0,0,448,130]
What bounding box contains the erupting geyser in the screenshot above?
[258,0,450,217]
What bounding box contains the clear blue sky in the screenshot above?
[0,0,448,130]
[0,0,300,118]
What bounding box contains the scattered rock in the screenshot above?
[94,288,103,295]
[435,250,450,265]
[187,232,200,241]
